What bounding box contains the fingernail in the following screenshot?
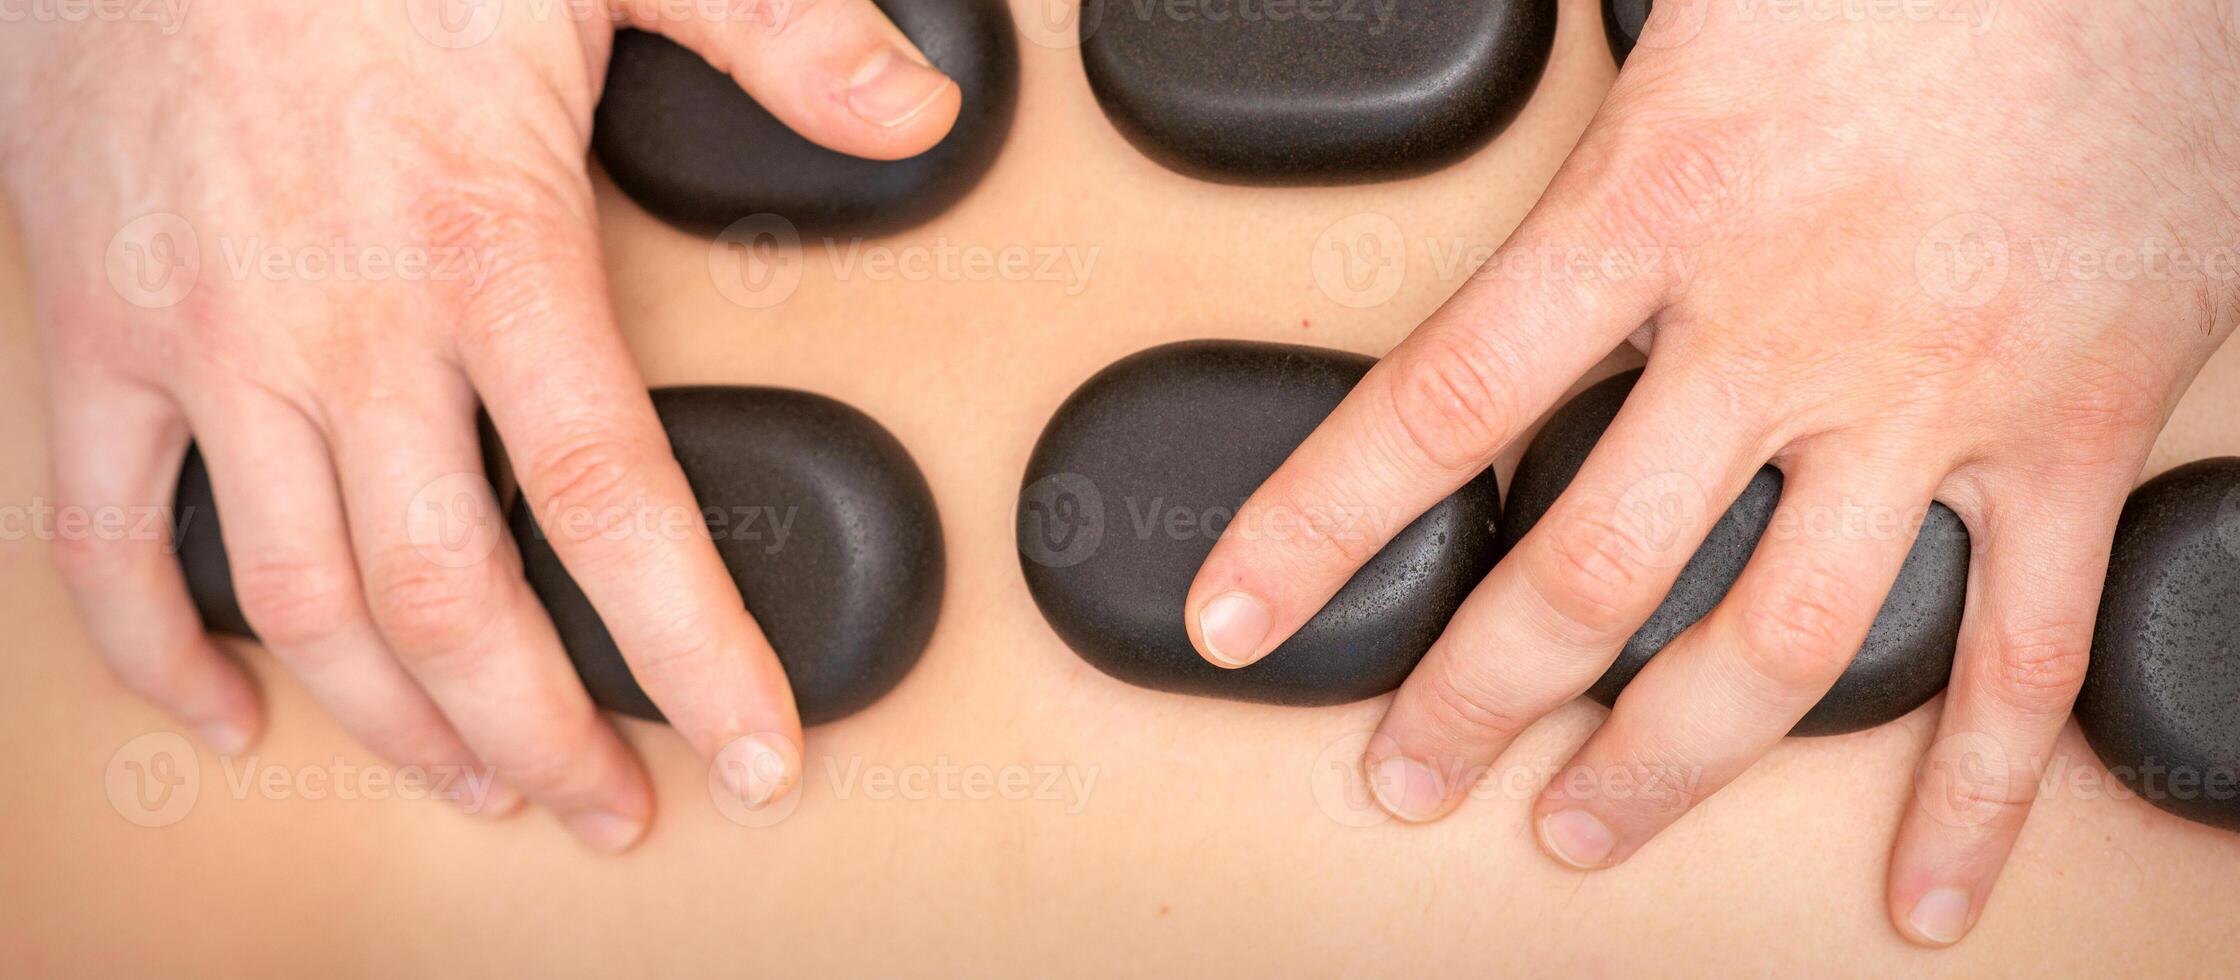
[565,810,647,853]
[1365,752,1446,822]
[195,719,249,755]
[1539,809,1618,869]
[716,734,797,810]
[1199,591,1272,667]
[847,47,953,128]
[1907,888,1973,945]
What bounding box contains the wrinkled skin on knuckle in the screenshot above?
[232,557,363,650]
[1982,621,2092,716]
[1382,331,1521,475]
[367,558,497,663]
[1731,560,1862,695]
[1413,655,1534,751]
[1528,508,1658,644]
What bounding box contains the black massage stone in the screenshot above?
[592,0,1019,238]
[1604,0,1648,64]
[1502,370,1969,736]
[2077,458,2240,832]
[173,388,944,727]
[1079,0,1557,183]
[1017,340,1504,705]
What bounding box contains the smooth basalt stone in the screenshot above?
[1017,340,1504,705]
[1604,0,1648,64]
[513,388,944,726]
[174,388,944,727]
[2077,458,2240,832]
[1501,370,1970,736]
[592,0,1019,238]
[1079,0,1557,183]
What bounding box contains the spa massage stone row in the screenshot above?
[169,0,2235,831]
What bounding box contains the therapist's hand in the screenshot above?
[1188,0,2239,946]
[0,0,958,849]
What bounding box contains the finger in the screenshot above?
[1886,488,2114,947]
[625,0,960,159]
[1362,366,1764,821]
[184,390,518,816]
[453,223,803,809]
[1184,145,1687,669]
[328,361,652,851]
[46,374,260,752]
[1533,453,1939,869]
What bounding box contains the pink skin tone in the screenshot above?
[0,0,958,852]
[1188,0,2240,949]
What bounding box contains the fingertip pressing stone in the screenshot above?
[592,0,1020,238]
[1501,370,1969,736]
[173,389,945,727]
[1079,0,1557,183]
[1016,340,1504,705]
[2077,457,2240,832]
[1604,0,1649,64]
[513,388,945,726]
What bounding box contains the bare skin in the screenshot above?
[0,0,965,850]
[2,1,2239,969]
[1185,0,2240,947]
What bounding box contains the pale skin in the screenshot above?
[0,0,961,851]
[1185,0,2240,949]
[4,0,2234,952]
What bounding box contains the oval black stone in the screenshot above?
[1016,340,1504,705]
[2077,457,2240,832]
[512,388,944,726]
[1501,370,1969,736]
[1079,0,1557,183]
[591,0,1019,238]
[1604,0,1648,64]
[173,388,945,727]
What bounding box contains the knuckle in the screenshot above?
[1985,621,2092,712]
[491,715,609,799]
[1597,124,1755,238]
[619,615,729,689]
[108,639,203,701]
[1383,330,1522,473]
[367,560,494,664]
[403,180,587,348]
[523,435,649,541]
[48,528,131,589]
[1526,511,1653,642]
[1732,561,1862,691]
[231,558,362,650]
[1416,658,1532,748]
